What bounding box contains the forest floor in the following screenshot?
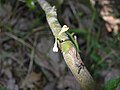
[0,0,120,90]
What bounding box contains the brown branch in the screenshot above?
[37,0,97,90]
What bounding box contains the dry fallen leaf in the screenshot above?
[20,72,41,89]
[99,0,120,34]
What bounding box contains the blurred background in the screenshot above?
[0,0,120,90]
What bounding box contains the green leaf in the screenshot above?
[19,0,36,9]
[26,0,36,9]
[102,77,120,90]
[68,29,88,35]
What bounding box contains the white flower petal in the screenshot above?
[53,41,58,52]
[58,25,69,35]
